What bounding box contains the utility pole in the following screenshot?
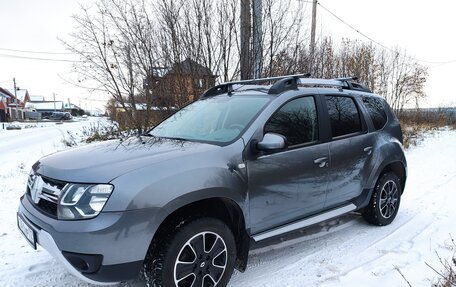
[240,0,252,80]
[310,0,318,73]
[53,93,56,112]
[13,77,18,120]
[252,0,263,79]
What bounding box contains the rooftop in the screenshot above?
[6,89,29,102]
[25,101,64,111]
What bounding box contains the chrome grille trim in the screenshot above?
[28,173,67,216]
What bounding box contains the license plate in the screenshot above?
[17,214,36,249]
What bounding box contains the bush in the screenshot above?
[430,236,456,287]
[398,108,456,149]
[61,120,136,147]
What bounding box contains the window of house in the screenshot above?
[325,96,362,137]
[362,96,388,130]
[264,96,318,146]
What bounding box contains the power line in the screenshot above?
[0,46,73,55]
[317,1,456,65]
[80,97,110,103]
[0,53,82,63]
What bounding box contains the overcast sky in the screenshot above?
[0,0,455,110]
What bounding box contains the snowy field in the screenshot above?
[0,121,455,287]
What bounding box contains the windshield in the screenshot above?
[150,96,271,143]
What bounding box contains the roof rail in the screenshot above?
[201,74,371,98]
[201,73,311,98]
[298,77,372,93]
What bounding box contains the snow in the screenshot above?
[25,101,64,110]
[0,125,455,287]
[0,91,12,101]
[6,89,28,103]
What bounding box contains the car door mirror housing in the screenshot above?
[257,133,287,152]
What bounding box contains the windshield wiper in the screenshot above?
[149,135,190,142]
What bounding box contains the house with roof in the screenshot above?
[25,101,64,119]
[148,58,217,106]
[111,58,216,129]
[7,88,30,108]
[64,102,85,116]
[0,87,13,122]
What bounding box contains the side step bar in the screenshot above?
[252,203,357,242]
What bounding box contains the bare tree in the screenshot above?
[64,0,427,132]
[62,0,165,133]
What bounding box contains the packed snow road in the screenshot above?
[0,123,455,287]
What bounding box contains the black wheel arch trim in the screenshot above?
[155,191,250,273]
[366,156,407,193]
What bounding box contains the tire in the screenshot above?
[144,217,237,287]
[362,172,402,226]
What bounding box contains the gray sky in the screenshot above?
[0,0,104,111]
[319,0,456,108]
[0,0,455,110]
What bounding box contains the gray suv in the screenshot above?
[17,75,407,286]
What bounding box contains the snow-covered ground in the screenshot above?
[0,123,455,287]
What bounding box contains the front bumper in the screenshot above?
[17,195,161,283]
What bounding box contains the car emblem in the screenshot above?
[31,176,44,204]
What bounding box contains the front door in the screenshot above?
[247,96,329,234]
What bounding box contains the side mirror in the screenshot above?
[257,133,286,152]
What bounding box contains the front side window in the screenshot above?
[325,96,362,137]
[150,96,271,144]
[362,96,388,130]
[264,96,319,146]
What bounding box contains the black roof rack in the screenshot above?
[201,73,311,98]
[201,74,371,98]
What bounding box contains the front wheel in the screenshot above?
[144,217,236,287]
[362,172,402,226]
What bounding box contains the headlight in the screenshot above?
[58,184,114,220]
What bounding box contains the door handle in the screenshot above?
[313,157,329,168]
[364,146,373,155]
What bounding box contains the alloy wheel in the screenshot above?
[379,180,399,219]
[174,231,228,287]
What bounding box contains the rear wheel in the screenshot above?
[363,172,401,226]
[144,217,236,287]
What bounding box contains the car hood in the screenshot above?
[34,136,220,183]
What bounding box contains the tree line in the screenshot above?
[63,0,427,132]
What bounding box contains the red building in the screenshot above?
[0,87,14,122]
[7,88,30,108]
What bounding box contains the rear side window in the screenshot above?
[264,96,318,146]
[325,96,362,137]
[362,97,388,130]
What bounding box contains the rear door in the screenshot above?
[324,94,375,208]
[248,95,330,234]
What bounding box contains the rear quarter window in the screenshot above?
[362,97,388,130]
[325,95,362,137]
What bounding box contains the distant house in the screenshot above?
[7,88,30,107]
[25,101,64,118]
[63,102,85,116]
[148,58,217,106]
[112,58,216,128]
[0,87,13,122]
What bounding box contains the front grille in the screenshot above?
[27,173,66,218]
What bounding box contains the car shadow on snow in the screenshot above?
[118,212,363,287]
